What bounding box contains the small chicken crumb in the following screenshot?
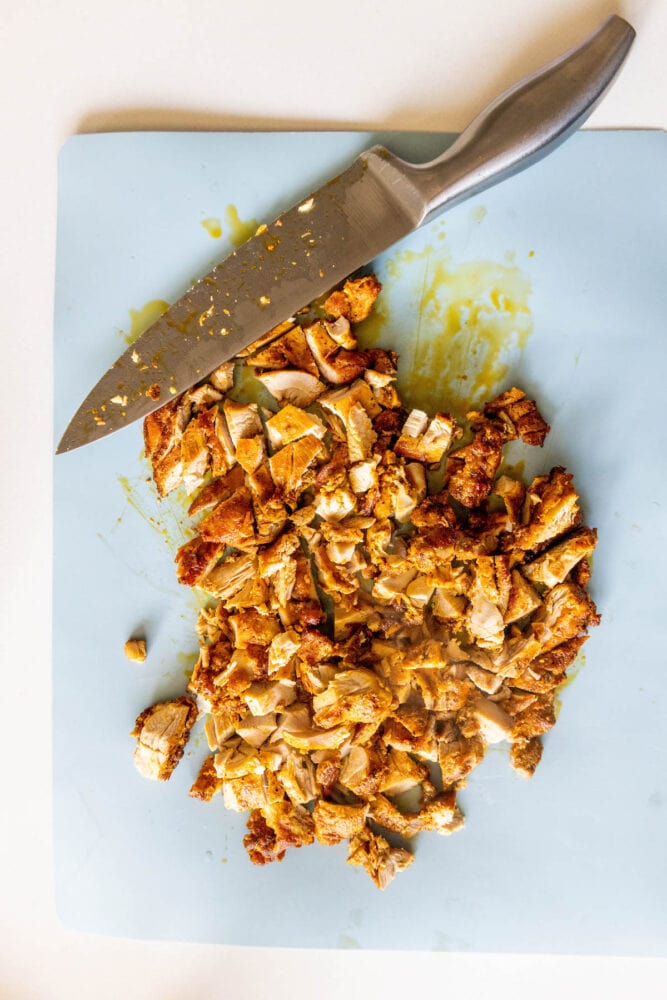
[124,638,147,662]
[137,272,600,888]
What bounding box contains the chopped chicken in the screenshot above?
[346,826,413,890]
[139,272,600,890]
[189,754,222,801]
[243,801,315,864]
[324,275,382,323]
[124,638,147,662]
[265,404,326,450]
[257,369,325,407]
[245,324,320,376]
[304,321,371,384]
[313,800,369,845]
[131,697,197,781]
[523,527,598,587]
[396,410,458,465]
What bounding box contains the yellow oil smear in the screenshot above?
[117,474,189,549]
[471,205,487,224]
[498,459,526,480]
[554,652,587,718]
[122,300,170,346]
[177,650,198,679]
[201,216,222,239]
[226,204,258,248]
[357,245,533,417]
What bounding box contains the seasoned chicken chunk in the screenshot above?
[346,826,413,889]
[131,697,197,781]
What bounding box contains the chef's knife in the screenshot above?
[57,14,634,454]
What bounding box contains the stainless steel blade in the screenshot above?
[57,14,634,454]
[56,154,422,453]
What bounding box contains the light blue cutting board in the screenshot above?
[53,129,667,953]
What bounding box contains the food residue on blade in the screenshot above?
[225,204,258,247]
[357,245,533,417]
[201,217,222,239]
[121,300,170,346]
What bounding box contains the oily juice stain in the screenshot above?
[117,474,189,549]
[121,300,170,346]
[225,204,258,248]
[201,217,222,239]
[554,653,586,718]
[357,245,533,417]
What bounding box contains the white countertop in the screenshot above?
[1,0,665,997]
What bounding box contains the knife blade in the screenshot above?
[57,14,634,454]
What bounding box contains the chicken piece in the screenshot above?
[243,680,297,715]
[238,319,296,358]
[483,387,550,446]
[312,669,394,729]
[265,404,326,450]
[313,800,369,845]
[189,754,222,801]
[245,324,320,376]
[371,788,461,838]
[269,436,323,503]
[179,414,210,494]
[208,360,235,393]
[243,801,315,864]
[228,608,281,648]
[223,399,263,450]
[396,410,457,465]
[346,826,413,890]
[131,696,197,781]
[325,315,357,349]
[346,401,377,462]
[314,487,357,523]
[523,527,598,588]
[466,556,511,648]
[304,321,371,384]
[534,582,600,654]
[348,457,380,494]
[278,752,318,805]
[509,737,544,778]
[511,467,583,554]
[364,368,401,409]
[338,742,390,797]
[374,462,426,524]
[175,537,224,586]
[235,711,278,747]
[492,475,526,530]
[505,569,542,624]
[319,379,382,423]
[198,553,256,600]
[445,419,507,508]
[257,369,325,407]
[124,638,147,663]
[223,771,285,812]
[324,275,382,323]
[380,749,429,796]
[282,719,352,752]
[198,483,256,550]
[143,398,192,496]
[382,706,437,760]
[511,697,556,741]
[235,435,266,475]
[188,464,245,516]
[438,731,485,788]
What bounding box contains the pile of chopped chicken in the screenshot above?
[133,274,600,889]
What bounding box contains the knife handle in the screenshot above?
[388,15,635,224]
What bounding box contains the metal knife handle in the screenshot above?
[392,14,635,225]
